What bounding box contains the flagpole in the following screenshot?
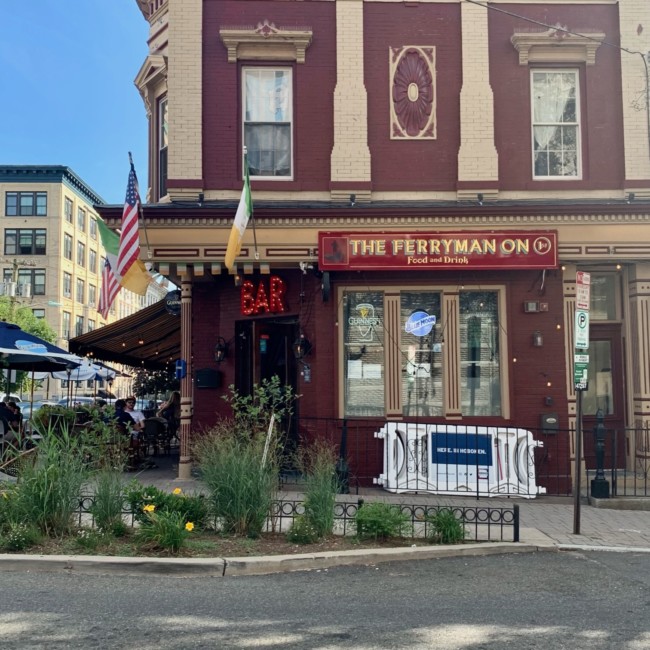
[128,151,152,260]
[244,148,259,261]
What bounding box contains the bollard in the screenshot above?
[590,408,610,499]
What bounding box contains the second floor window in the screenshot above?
[243,67,293,178]
[5,191,47,216]
[63,271,72,297]
[62,311,71,339]
[158,96,168,198]
[77,207,86,231]
[64,234,73,260]
[75,315,84,337]
[76,241,85,267]
[4,229,46,255]
[89,217,97,240]
[32,308,45,319]
[88,284,96,307]
[532,69,580,179]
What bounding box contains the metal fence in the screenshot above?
[294,417,650,498]
[74,495,519,543]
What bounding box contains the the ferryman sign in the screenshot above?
[318,230,557,271]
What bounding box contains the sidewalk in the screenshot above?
[3,460,650,577]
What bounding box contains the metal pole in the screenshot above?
[573,390,583,534]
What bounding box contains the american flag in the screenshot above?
[116,156,141,279]
[98,257,120,319]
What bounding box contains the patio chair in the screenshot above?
[142,418,169,456]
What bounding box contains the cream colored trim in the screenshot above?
[511,29,605,66]
[219,21,312,63]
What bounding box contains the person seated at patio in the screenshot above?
[114,399,138,436]
[157,390,180,440]
[125,397,145,432]
[6,401,22,432]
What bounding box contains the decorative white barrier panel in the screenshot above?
[374,423,546,498]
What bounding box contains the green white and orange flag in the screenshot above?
[225,151,253,272]
[97,217,150,307]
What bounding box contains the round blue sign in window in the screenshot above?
[405,311,436,337]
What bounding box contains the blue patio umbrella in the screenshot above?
[0,322,78,372]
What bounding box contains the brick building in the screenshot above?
[96,0,650,486]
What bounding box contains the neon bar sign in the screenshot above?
[318,231,557,271]
[241,275,287,316]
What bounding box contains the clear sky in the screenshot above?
[0,1,149,204]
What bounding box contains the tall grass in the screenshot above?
[90,469,126,535]
[11,424,90,537]
[194,421,279,538]
[299,439,340,538]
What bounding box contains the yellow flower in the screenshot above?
[185,522,195,532]
[173,488,182,495]
[143,504,156,513]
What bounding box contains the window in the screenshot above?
[158,97,168,198]
[243,67,292,178]
[75,315,84,337]
[341,286,505,418]
[5,191,47,216]
[32,309,45,319]
[87,319,95,332]
[4,229,46,255]
[64,198,73,223]
[89,217,97,240]
[343,291,385,416]
[532,70,580,179]
[62,311,71,339]
[89,249,97,275]
[459,292,501,417]
[76,278,85,303]
[3,268,45,296]
[63,234,73,260]
[63,271,72,298]
[77,208,86,231]
[88,283,96,307]
[76,241,85,267]
[589,272,620,321]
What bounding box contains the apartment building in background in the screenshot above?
[0,165,165,398]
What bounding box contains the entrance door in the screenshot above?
[235,317,299,443]
[581,324,626,469]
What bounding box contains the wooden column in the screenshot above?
[177,274,193,480]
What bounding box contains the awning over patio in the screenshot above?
[69,300,180,370]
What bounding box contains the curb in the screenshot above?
[0,542,555,577]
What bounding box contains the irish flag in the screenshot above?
[225,151,253,272]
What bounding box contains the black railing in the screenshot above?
[74,496,519,543]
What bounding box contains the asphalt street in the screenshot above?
[2,551,649,649]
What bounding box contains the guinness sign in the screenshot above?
[164,290,181,316]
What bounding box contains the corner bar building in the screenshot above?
[94,0,650,488]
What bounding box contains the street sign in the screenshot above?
[574,353,589,390]
[575,309,590,349]
[175,359,187,380]
[576,271,591,311]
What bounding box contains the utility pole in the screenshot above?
[0,257,37,321]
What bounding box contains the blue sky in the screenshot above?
[0,1,149,204]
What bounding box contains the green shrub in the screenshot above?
[124,482,207,528]
[31,405,76,435]
[299,439,340,539]
[426,508,466,545]
[74,527,104,551]
[90,470,126,534]
[137,508,194,553]
[1,522,41,552]
[286,515,320,544]
[354,502,409,540]
[194,421,279,538]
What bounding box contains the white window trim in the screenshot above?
[530,68,582,181]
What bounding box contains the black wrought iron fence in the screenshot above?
[74,495,519,543]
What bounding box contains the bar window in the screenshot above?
[343,291,385,417]
[401,292,443,417]
[459,291,501,416]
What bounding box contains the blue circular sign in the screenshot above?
[405,311,436,337]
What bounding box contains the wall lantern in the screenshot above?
[293,334,312,360]
[533,330,543,347]
[214,337,228,363]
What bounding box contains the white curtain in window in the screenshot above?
[533,72,574,151]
